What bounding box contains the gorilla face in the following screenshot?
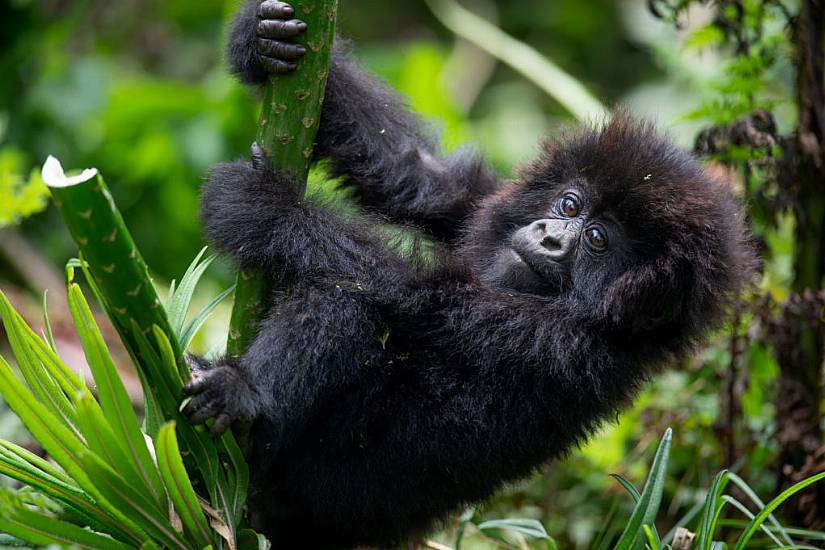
[470,181,632,303]
[462,114,755,334]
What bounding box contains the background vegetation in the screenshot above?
[0,0,823,548]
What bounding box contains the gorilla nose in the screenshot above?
[531,219,575,260]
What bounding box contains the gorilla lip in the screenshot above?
[511,247,546,279]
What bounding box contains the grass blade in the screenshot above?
[42,290,58,353]
[0,291,78,431]
[476,518,550,540]
[67,282,167,509]
[82,451,189,550]
[180,283,235,350]
[727,472,794,546]
[610,473,641,503]
[614,428,672,550]
[0,507,132,550]
[697,470,729,550]
[733,472,825,550]
[157,422,214,548]
[721,495,785,547]
[167,247,210,339]
[0,442,139,545]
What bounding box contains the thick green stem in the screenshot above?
[42,157,183,373]
[227,0,338,356]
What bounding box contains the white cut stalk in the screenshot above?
[41,156,98,188]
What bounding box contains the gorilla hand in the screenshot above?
[255,1,307,75]
[183,355,259,436]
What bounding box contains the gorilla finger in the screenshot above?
[258,0,294,19]
[256,18,307,39]
[182,395,207,418]
[256,38,306,60]
[182,376,210,396]
[251,142,270,170]
[184,354,210,377]
[210,413,234,436]
[257,55,298,75]
[189,403,221,425]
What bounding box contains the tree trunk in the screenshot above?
[776,0,825,527]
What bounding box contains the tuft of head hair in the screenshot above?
[524,111,759,339]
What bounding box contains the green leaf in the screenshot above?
[0,291,79,432]
[721,495,785,547]
[75,390,163,499]
[180,283,235,350]
[156,422,214,548]
[0,438,74,485]
[727,472,793,546]
[643,525,660,550]
[476,518,551,539]
[0,359,146,544]
[697,470,730,550]
[614,428,672,550]
[610,473,642,503]
[0,355,90,492]
[0,507,132,550]
[238,529,272,550]
[733,472,825,550]
[685,24,725,50]
[42,290,58,353]
[82,451,189,550]
[167,247,211,340]
[67,282,167,509]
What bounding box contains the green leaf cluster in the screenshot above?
[0,148,49,229]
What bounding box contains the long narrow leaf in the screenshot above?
[614,428,672,550]
[0,439,74,484]
[180,283,235,350]
[42,290,58,353]
[67,282,167,509]
[643,525,660,550]
[727,472,794,546]
[167,247,210,338]
[1,292,85,395]
[75,390,166,500]
[610,473,641,503]
[0,355,91,495]
[0,509,132,550]
[157,422,214,548]
[733,472,825,550]
[82,451,189,550]
[721,495,785,547]
[0,446,138,545]
[0,292,78,431]
[697,470,729,550]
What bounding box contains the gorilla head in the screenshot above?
[462,113,755,337]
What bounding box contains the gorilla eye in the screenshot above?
[585,227,607,250]
[560,195,580,217]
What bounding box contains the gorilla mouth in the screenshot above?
[511,247,547,279]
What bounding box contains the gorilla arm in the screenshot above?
[199,144,404,282]
[226,0,501,241]
[189,144,404,437]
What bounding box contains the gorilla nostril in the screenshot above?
[540,235,561,251]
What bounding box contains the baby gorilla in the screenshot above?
[185,1,755,547]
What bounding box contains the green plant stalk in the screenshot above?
[227,0,338,356]
[44,165,183,373]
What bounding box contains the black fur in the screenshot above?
[187,2,756,548]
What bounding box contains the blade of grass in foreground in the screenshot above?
[614,428,672,550]
[733,471,825,550]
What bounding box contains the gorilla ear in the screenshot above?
[600,260,685,332]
